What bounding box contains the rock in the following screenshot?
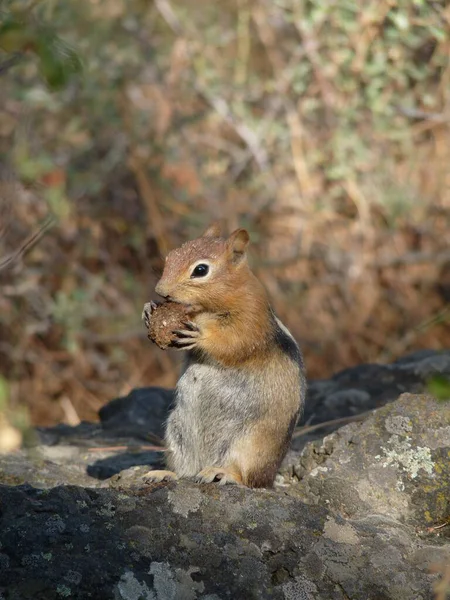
[286,393,450,528]
[29,387,172,481]
[0,351,449,599]
[0,447,99,489]
[99,386,174,441]
[0,481,448,600]
[299,349,450,450]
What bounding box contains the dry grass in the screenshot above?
[0,0,449,426]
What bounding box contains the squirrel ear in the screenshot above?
[202,221,222,238]
[227,228,250,261]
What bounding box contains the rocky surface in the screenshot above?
[1,480,449,600]
[297,348,450,449]
[284,394,450,527]
[0,350,449,599]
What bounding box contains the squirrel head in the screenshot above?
[155,223,251,311]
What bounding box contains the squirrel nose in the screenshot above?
[155,281,170,299]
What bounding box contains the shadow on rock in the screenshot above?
[87,450,165,480]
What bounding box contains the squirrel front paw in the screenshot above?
[142,301,158,329]
[171,320,201,351]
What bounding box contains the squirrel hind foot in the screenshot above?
[194,466,243,486]
[143,469,178,483]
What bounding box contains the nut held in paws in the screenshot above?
[144,301,190,350]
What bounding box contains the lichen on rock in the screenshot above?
[0,351,449,599]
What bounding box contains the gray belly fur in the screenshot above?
[166,359,267,477]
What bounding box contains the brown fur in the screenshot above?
[145,225,306,488]
[227,352,302,488]
[238,412,300,488]
[193,274,274,367]
[155,229,274,367]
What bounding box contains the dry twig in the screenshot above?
[427,518,450,533]
[154,0,277,195]
[87,444,166,452]
[0,53,24,76]
[118,88,171,257]
[0,214,55,273]
[292,411,373,439]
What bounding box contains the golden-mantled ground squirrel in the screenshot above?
[142,223,306,488]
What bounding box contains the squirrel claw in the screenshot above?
[142,301,158,328]
[182,320,200,332]
[171,338,198,351]
[194,467,242,486]
[171,322,201,351]
[143,469,178,483]
[173,328,200,339]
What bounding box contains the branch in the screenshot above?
[0,214,56,273]
[395,105,448,123]
[0,53,24,76]
[292,410,373,439]
[373,249,450,268]
[118,88,171,257]
[154,0,277,192]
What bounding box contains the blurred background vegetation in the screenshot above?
[0,0,450,428]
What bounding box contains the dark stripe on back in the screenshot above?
[273,318,301,365]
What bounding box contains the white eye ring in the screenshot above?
[190,260,211,279]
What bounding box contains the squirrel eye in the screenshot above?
[191,263,209,278]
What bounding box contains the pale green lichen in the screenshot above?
[309,466,329,478]
[98,501,116,517]
[116,571,155,600]
[149,561,205,600]
[283,575,317,600]
[168,486,202,518]
[56,584,72,597]
[385,416,413,435]
[375,435,434,479]
[45,515,66,534]
[323,517,360,545]
[64,570,82,585]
